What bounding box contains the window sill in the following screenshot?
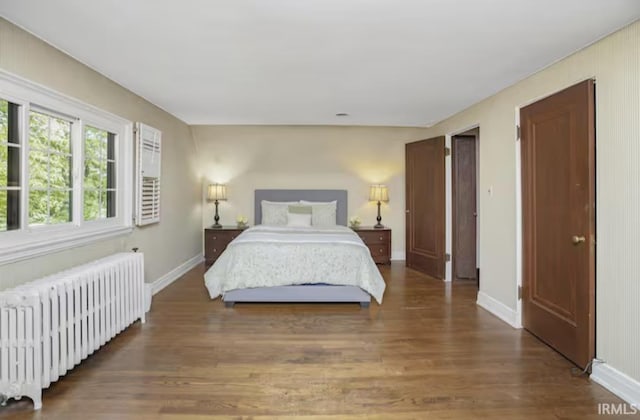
[0,225,134,266]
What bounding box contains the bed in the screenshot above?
[203,189,386,307]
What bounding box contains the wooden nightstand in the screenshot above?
[204,226,246,266]
[354,227,391,264]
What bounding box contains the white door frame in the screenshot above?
[444,123,480,283]
[514,109,523,328]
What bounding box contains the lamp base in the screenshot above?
[374,201,384,229]
[212,200,222,228]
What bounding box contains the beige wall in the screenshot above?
[422,21,640,381]
[0,19,203,288]
[191,125,429,258]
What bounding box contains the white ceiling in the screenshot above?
[1,1,639,126]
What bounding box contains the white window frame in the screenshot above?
[0,70,133,265]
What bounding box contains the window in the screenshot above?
[84,126,116,221]
[0,99,20,232]
[0,71,133,264]
[28,110,73,225]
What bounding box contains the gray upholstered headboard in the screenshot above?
[255,189,348,226]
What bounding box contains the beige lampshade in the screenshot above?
[369,184,389,202]
[207,184,227,201]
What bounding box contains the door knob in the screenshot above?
[572,235,586,245]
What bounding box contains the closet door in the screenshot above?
[521,80,595,369]
[405,136,446,279]
[452,135,477,281]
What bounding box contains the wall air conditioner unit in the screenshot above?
[135,123,162,226]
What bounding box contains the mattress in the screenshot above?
[204,225,386,303]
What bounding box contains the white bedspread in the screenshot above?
[204,225,386,303]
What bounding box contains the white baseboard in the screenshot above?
[391,251,406,261]
[476,291,522,329]
[591,361,640,408]
[144,253,204,311]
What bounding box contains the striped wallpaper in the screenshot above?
[422,19,640,382]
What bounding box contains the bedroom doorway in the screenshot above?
[452,129,478,285]
[520,79,596,370]
[405,136,446,279]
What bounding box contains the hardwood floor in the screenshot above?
[1,263,625,419]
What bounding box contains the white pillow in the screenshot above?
[300,200,337,227]
[286,212,312,227]
[261,200,299,225]
[299,200,336,205]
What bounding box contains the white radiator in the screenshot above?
[0,252,145,410]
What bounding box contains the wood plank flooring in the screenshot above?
[1,263,626,419]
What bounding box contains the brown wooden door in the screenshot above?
[406,136,446,279]
[521,80,595,370]
[453,135,477,281]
